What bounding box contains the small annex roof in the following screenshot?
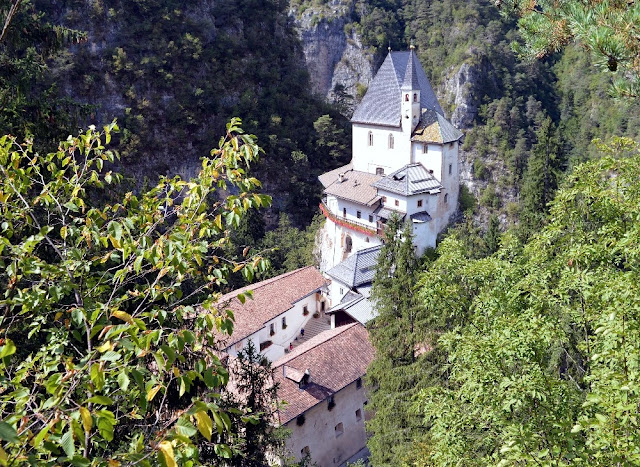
[320,167,382,206]
[325,244,382,288]
[273,323,375,424]
[412,108,463,144]
[410,211,433,223]
[351,50,443,127]
[373,163,442,196]
[373,205,406,221]
[216,266,327,346]
[328,293,377,326]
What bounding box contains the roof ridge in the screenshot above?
[218,266,316,301]
[273,323,360,367]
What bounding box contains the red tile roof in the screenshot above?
[217,266,327,346]
[273,323,375,424]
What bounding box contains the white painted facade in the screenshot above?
[318,50,462,269]
[283,380,368,467]
[224,292,328,362]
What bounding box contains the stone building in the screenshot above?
[318,47,463,269]
[216,266,329,362]
[273,323,375,466]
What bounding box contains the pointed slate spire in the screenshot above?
[401,46,419,91]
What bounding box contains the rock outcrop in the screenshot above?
[289,3,373,113]
[444,52,497,129]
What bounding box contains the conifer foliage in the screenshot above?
[366,216,438,465]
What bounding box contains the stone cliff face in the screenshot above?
[289,4,373,113]
[443,52,497,129]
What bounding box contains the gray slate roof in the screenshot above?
[372,163,442,196]
[373,205,406,221]
[325,245,382,288]
[329,294,376,325]
[410,211,433,223]
[321,166,382,206]
[351,50,443,126]
[412,108,464,144]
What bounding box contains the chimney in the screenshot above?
[338,173,344,183]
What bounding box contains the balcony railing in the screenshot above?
[319,201,382,237]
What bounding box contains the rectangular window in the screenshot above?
[328,395,335,411]
[356,377,362,389]
[382,196,387,203]
[423,144,428,154]
[355,409,362,421]
[343,207,346,218]
[357,211,361,219]
[335,422,343,436]
[449,163,452,175]
[417,199,423,208]
[395,199,399,207]
[368,214,373,223]
[339,288,344,295]
[270,323,275,336]
[282,316,287,329]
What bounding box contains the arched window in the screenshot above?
[368,131,373,146]
[444,193,449,204]
[345,235,353,253]
[405,94,409,102]
[388,133,394,149]
[413,93,417,102]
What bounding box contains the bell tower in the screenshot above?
[401,45,421,134]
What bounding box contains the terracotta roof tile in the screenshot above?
[217,267,327,346]
[273,323,375,424]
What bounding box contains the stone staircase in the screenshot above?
[291,314,331,350]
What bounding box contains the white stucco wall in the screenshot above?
[320,218,382,271]
[351,123,412,174]
[330,197,378,229]
[225,293,328,362]
[283,380,369,467]
[412,142,443,177]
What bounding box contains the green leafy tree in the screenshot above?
[0,0,86,143]
[416,142,640,465]
[0,119,272,465]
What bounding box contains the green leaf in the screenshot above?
[0,340,16,359]
[60,427,75,458]
[0,422,18,443]
[85,395,113,405]
[117,372,130,391]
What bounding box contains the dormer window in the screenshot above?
[388,134,394,149]
[368,131,373,146]
[405,94,409,102]
[376,167,384,175]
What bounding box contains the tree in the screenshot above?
[416,142,640,464]
[498,0,640,97]
[220,340,285,466]
[519,115,562,240]
[0,119,272,465]
[366,216,437,465]
[0,0,86,143]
